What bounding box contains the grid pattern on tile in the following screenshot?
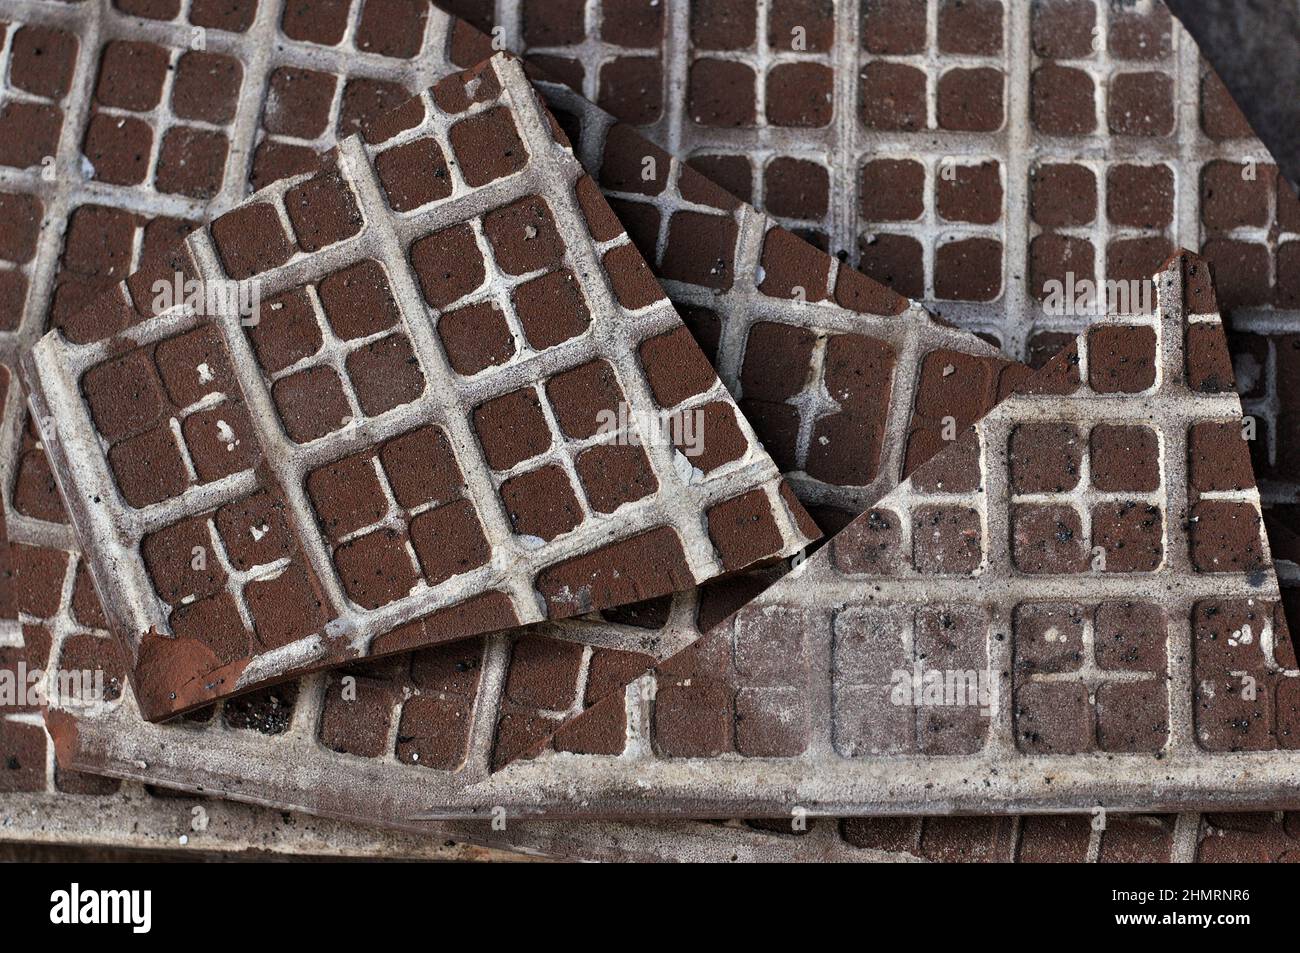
[0,13,743,780]
[558,375,1286,765]
[12,0,1300,863]
[465,0,1038,338]
[508,0,1300,758]
[507,254,1298,801]
[464,0,1297,363]
[0,0,716,827]
[0,0,1008,621]
[5,1,1027,837]
[46,255,1300,819]
[0,0,478,548]
[468,0,1300,540]
[36,62,1028,785]
[2,514,702,792]
[0,0,477,845]
[22,0,1289,847]
[24,55,810,720]
[25,16,1024,780]
[392,0,1300,847]
[7,0,1289,852]
[0,443,535,859]
[395,0,1289,863]
[528,77,1012,521]
[0,0,814,852]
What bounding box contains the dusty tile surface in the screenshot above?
[2,0,476,539]
[453,0,1295,353]
[0,0,491,854]
[33,99,1016,811]
[24,54,814,720]
[482,253,1298,814]
[3,1,1007,849]
[47,254,1300,823]
[11,1,1295,861]
[454,2,1300,642]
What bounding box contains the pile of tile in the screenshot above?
[2,0,1298,862]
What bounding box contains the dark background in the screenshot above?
[1167,0,1299,187]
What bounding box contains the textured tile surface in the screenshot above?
[24,54,814,720]
[419,0,1300,857]
[454,2,1300,639]
[519,253,1297,813]
[0,0,489,847]
[3,1,1007,844]
[17,0,1023,816]
[524,88,1017,529]
[2,0,476,539]
[15,0,1294,858]
[49,254,1300,822]
[452,0,1296,356]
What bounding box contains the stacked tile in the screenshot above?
[4,2,994,852]
[28,48,1002,811]
[48,252,1300,827]
[24,53,815,725]
[414,0,1300,860]
[464,0,1300,631]
[534,253,1295,777]
[0,0,496,856]
[10,1,1300,863]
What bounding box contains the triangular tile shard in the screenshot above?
[521,251,1300,809]
[22,54,817,721]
